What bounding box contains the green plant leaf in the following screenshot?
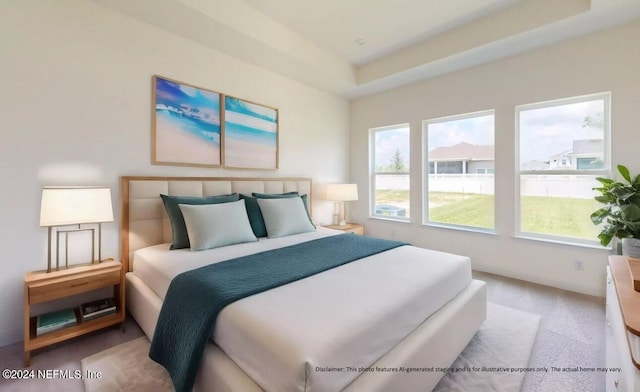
[612,187,636,200]
[618,165,632,183]
[594,195,615,204]
[621,204,640,221]
[615,229,632,239]
[591,208,610,225]
[592,164,640,243]
[619,219,640,231]
[596,177,615,186]
[598,231,614,246]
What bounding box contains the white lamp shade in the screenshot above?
[326,183,359,201]
[40,187,114,227]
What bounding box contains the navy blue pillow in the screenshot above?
[251,191,299,197]
[161,193,239,249]
[240,194,268,238]
[242,193,312,237]
[251,192,310,211]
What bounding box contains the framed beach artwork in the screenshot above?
[152,75,222,167]
[223,95,279,170]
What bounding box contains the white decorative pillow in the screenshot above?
[257,197,315,238]
[179,199,257,251]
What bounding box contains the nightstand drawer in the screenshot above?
[29,269,120,304]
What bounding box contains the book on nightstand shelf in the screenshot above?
[80,298,116,321]
[36,308,77,335]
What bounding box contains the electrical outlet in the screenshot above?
[574,260,584,271]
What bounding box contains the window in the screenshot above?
[516,93,610,244]
[423,111,495,230]
[370,124,410,220]
[476,168,494,175]
[577,157,603,170]
[434,161,463,174]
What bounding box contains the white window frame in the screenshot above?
[369,124,411,222]
[515,92,611,246]
[422,110,495,232]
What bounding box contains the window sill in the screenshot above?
[368,216,411,224]
[513,234,612,250]
[422,222,497,236]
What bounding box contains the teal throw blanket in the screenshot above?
[149,234,407,392]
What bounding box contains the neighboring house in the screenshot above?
[548,139,604,170]
[548,150,572,169]
[428,142,494,174]
[568,139,604,169]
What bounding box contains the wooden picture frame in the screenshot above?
[152,75,222,167]
[223,95,279,170]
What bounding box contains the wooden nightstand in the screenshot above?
[323,223,365,235]
[23,260,125,366]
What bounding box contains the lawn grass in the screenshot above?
[375,189,411,204]
[520,195,601,240]
[429,193,494,229]
[376,190,601,240]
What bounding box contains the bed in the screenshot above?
[120,176,487,392]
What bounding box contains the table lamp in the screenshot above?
[326,183,359,226]
[39,186,114,272]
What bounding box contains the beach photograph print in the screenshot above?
[152,75,222,167]
[223,96,278,169]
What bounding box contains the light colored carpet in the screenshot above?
[434,303,541,392]
[473,271,606,391]
[81,302,540,392]
[81,337,172,392]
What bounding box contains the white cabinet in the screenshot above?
[606,258,640,392]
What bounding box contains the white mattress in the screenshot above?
[132,228,472,392]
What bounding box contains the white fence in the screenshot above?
[376,174,598,199]
[428,174,493,195]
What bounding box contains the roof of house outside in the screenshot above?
[429,142,494,161]
[548,150,571,160]
[571,139,603,155]
[548,139,603,160]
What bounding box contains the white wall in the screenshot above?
[350,20,640,297]
[0,0,349,346]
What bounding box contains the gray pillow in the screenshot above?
[178,200,257,251]
[160,193,239,249]
[256,197,316,238]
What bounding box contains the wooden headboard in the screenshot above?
[120,176,313,272]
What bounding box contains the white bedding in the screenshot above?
[132,228,472,392]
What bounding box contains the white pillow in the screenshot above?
[257,197,315,238]
[179,199,257,251]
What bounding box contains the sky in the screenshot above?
[428,114,494,150]
[374,98,605,167]
[375,126,410,169]
[519,100,604,163]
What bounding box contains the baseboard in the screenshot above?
[473,264,604,298]
[0,327,23,348]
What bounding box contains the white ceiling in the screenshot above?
[243,0,523,65]
[92,0,640,98]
